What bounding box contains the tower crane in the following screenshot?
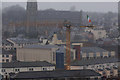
[63,20,95,70]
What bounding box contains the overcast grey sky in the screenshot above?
[2,2,118,13]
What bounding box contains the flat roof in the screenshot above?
[23,44,59,49]
[11,69,101,79]
[2,61,55,68]
[71,57,118,66]
[81,47,107,53]
[8,38,39,44]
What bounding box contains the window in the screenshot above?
[96,66,99,68]
[102,65,104,68]
[29,68,34,71]
[104,56,108,58]
[2,75,4,78]
[91,65,94,68]
[6,55,9,58]
[2,69,6,72]
[103,71,106,75]
[109,55,111,57]
[107,64,110,66]
[114,64,118,67]
[2,55,4,57]
[83,66,87,69]
[99,65,102,67]
[110,71,113,74]
[18,69,20,71]
[2,59,4,62]
[15,69,20,72]
[86,57,89,59]
[53,52,55,61]
[42,68,47,71]
[15,69,17,72]
[5,73,7,75]
[6,59,9,62]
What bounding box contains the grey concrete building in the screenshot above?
[17,44,77,64]
[81,47,116,59]
[17,44,58,64]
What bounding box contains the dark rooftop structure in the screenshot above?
[81,47,107,53]
[23,44,59,49]
[10,69,101,79]
[2,61,54,68]
[8,38,39,44]
[2,49,15,55]
[98,45,118,54]
[80,47,111,57]
[96,38,118,46]
[2,39,13,45]
[71,57,118,66]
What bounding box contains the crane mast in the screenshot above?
[66,25,71,70]
[64,20,71,70]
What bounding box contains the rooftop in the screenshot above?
[71,57,118,66]
[81,47,108,53]
[2,61,54,68]
[23,44,59,49]
[8,38,39,44]
[11,69,101,79]
[2,40,13,45]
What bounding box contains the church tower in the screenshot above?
[26,0,38,34]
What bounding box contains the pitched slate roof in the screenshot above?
[23,44,59,49]
[81,47,107,53]
[2,40,13,45]
[11,69,101,79]
[2,61,55,68]
[8,38,39,44]
[71,57,118,66]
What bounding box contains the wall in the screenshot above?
[17,48,56,64]
[71,62,118,77]
[1,66,55,77]
[85,29,107,40]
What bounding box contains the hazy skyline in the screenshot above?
[1,0,119,2]
[2,2,118,13]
